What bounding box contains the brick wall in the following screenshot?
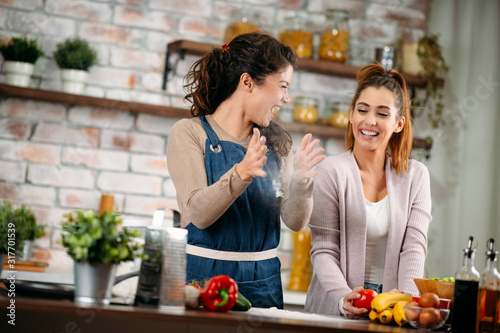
[0,0,429,274]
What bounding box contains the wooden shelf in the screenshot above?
[0,83,187,118]
[164,40,442,88]
[0,84,431,150]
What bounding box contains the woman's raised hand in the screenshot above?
[292,133,326,183]
[235,128,268,181]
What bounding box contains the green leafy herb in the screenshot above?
[53,37,98,71]
[62,209,143,264]
[0,35,44,64]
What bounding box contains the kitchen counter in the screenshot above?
[0,296,436,333]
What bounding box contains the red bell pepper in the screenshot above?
[200,275,238,312]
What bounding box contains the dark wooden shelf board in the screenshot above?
[165,40,443,88]
[0,83,431,150]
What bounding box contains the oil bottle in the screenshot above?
[451,235,480,333]
[476,238,500,333]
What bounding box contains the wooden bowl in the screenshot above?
[414,278,455,300]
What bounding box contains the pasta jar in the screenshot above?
[279,13,314,59]
[293,97,318,124]
[224,7,260,44]
[319,9,350,63]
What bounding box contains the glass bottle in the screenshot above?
[293,96,318,124]
[224,6,260,44]
[279,12,314,59]
[452,236,481,333]
[476,239,500,333]
[318,9,350,63]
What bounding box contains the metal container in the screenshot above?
[17,240,33,261]
[159,227,188,309]
[74,262,117,305]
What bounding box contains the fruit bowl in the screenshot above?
[414,278,455,300]
[404,305,450,330]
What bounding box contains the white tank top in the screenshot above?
[364,196,390,284]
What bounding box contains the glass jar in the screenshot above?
[293,96,318,124]
[279,13,314,59]
[328,101,350,128]
[319,9,350,63]
[224,6,260,44]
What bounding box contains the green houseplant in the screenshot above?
[0,201,44,274]
[402,34,449,130]
[0,35,44,87]
[14,204,45,260]
[61,209,143,304]
[53,37,98,94]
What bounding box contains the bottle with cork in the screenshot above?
[476,238,500,333]
[99,194,115,215]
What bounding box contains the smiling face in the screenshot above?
[249,65,293,127]
[349,86,405,154]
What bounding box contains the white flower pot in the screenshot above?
[3,61,35,87]
[60,69,89,94]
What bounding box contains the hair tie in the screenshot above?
[222,44,229,53]
[382,74,391,78]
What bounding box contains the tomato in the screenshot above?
[353,289,378,311]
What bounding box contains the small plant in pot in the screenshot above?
[0,201,41,274]
[61,209,143,305]
[0,35,44,87]
[53,37,98,94]
[14,204,45,261]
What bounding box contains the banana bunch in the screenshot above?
[369,292,413,326]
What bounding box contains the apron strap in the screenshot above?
[186,244,278,261]
[199,115,221,152]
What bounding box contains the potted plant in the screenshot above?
[61,209,143,305]
[0,201,38,275]
[402,34,449,130]
[0,35,44,87]
[15,204,45,261]
[53,37,98,94]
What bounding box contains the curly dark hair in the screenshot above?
[183,32,297,160]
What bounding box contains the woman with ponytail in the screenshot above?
[167,32,325,308]
[305,64,432,317]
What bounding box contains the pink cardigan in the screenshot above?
[304,152,432,315]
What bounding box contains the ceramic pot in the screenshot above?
[4,61,35,87]
[402,42,423,76]
[74,262,117,305]
[60,69,88,94]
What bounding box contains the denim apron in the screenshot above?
[186,116,283,308]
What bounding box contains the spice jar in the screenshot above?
[328,101,350,128]
[224,6,260,44]
[319,9,350,63]
[279,13,314,59]
[293,96,318,124]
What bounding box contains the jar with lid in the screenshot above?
[224,6,260,44]
[293,96,318,124]
[327,101,351,128]
[319,9,350,63]
[279,12,314,59]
